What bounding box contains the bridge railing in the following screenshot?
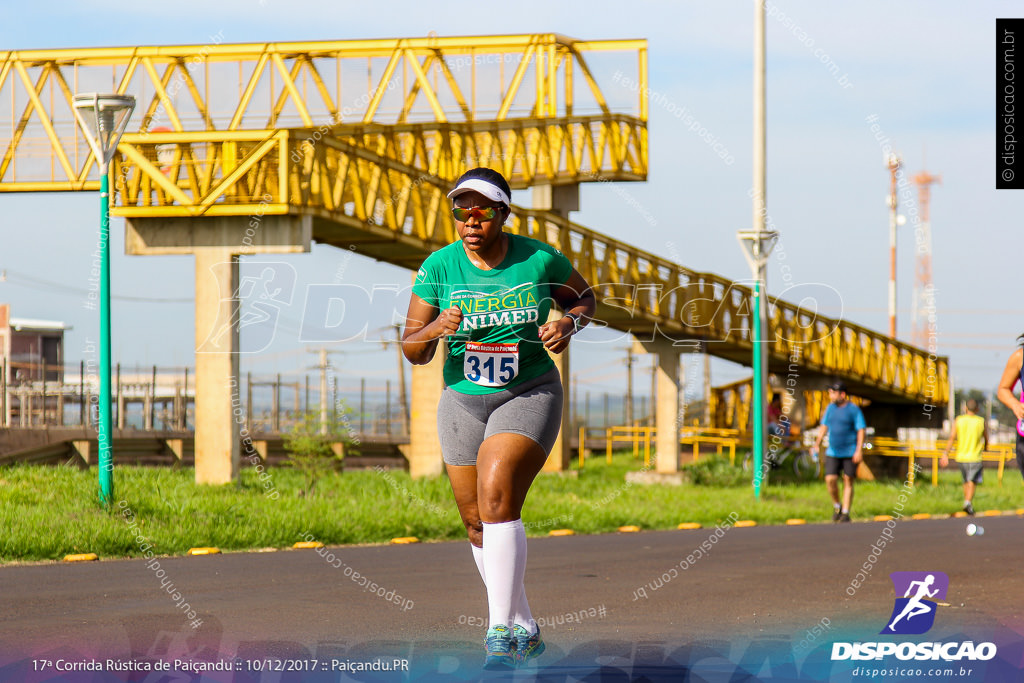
[576,426,1018,486]
[0,362,408,438]
[866,437,1018,487]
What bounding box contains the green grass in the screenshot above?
[1,453,1020,562]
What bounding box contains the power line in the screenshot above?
[835,307,1024,315]
[1,269,193,303]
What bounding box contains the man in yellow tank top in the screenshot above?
[941,399,989,515]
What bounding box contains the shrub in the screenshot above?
[682,455,747,487]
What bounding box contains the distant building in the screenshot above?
[0,304,70,385]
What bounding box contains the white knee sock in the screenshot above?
[477,528,535,631]
[471,543,486,586]
[511,525,536,634]
[514,593,537,634]
[482,519,528,629]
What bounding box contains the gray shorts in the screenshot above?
[958,461,984,484]
[437,367,563,466]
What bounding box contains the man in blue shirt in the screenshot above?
[811,381,866,523]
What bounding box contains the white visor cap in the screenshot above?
[446,178,511,207]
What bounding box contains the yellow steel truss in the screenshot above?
[710,379,870,432]
[0,34,646,188]
[103,118,646,213]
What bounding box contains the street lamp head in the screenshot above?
[736,229,780,270]
[72,93,136,171]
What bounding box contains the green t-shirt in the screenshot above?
[412,234,574,395]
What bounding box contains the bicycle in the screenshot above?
[742,434,821,479]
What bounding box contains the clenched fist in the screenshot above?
[433,306,463,338]
[538,316,575,354]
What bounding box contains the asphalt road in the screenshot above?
[2,514,1023,682]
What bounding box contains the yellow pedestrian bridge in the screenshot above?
[0,34,947,478]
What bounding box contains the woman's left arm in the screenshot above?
[538,268,596,353]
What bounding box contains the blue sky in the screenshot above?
[0,1,1019,402]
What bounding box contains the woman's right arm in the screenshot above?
[401,293,463,365]
[996,347,1024,421]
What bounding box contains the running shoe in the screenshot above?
[483,625,516,670]
[963,502,975,516]
[832,509,842,522]
[838,512,851,523]
[513,624,545,665]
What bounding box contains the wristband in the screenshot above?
[563,313,583,333]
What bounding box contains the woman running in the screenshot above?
[996,334,1024,476]
[401,167,595,669]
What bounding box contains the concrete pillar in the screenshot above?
[531,184,580,218]
[253,439,269,464]
[639,339,681,474]
[194,249,240,484]
[543,309,572,472]
[143,385,153,431]
[165,438,185,465]
[787,387,808,438]
[71,439,92,467]
[533,183,579,472]
[409,344,445,478]
[125,214,310,485]
[116,374,125,430]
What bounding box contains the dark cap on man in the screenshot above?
[828,381,847,393]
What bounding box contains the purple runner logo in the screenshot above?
[881,571,949,635]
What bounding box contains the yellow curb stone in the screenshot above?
[63,553,98,562]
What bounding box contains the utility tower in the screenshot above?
[911,169,941,350]
[308,347,340,435]
[886,153,903,339]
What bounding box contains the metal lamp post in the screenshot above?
[740,0,780,499]
[71,93,135,505]
[738,229,778,498]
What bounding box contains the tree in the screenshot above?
[953,388,1015,427]
[282,407,358,495]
